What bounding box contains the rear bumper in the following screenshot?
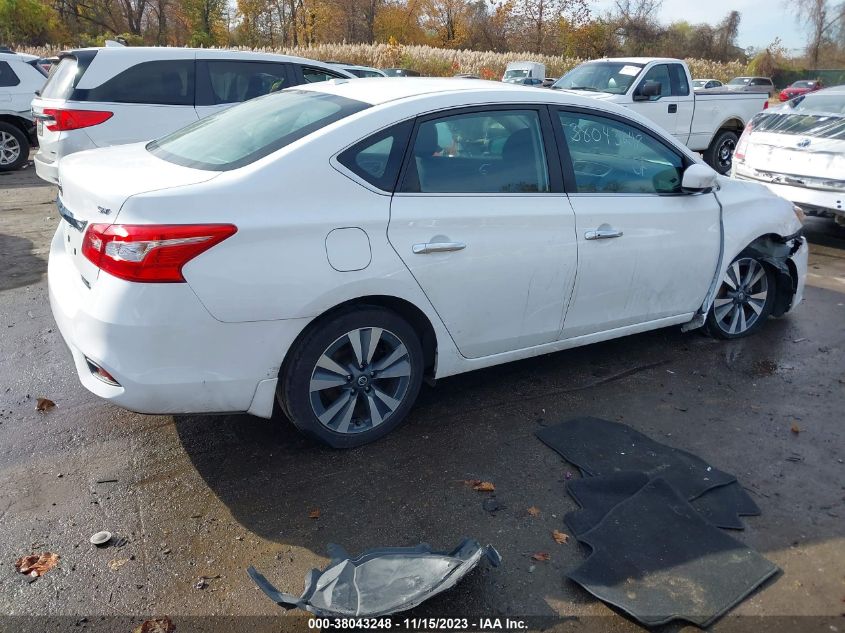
[34,131,97,184]
[34,151,58,183]
[48,224,310,418]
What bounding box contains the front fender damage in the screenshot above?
[683,231,804,331]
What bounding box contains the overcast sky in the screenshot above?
[590,0,806,52]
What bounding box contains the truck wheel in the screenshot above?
[704,130,738,175]
[0,122,29,172]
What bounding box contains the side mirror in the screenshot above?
[682,163,719,192]
[634,80,661,101]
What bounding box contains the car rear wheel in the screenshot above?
[704,129,739,175]
[0,122,29,172]
[705,255,775,339]
[279,307,424,448]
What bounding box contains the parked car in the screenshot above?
[49,78,807,447]
[31,47,354,183]
[502,61,545,84]
[779,79,823,101]
[693,78,723,90]
[732,85,845,228]
[382,68,420,77]
[551,58,769,173]
[330,63,386,78]
[0,51,48,171]
[725,76,774,97]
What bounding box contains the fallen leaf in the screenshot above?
[108,558,129,571]
[308,509,320,519]
[35,398,55,412]
[472,481,495,492]
[15,552,60,577]
[531,552,550,562]
[791,423,801,434]
[552,530,570,545]
[133,617,175,633]
[526,506,541,517]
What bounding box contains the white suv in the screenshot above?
[31,47,353,183]
[0,51,48,171]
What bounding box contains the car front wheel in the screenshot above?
[705,255,775,339]
[279,307,424,448]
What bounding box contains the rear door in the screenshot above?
[388,105,578,359]
[553,107,720,338]
[194,59,294,119]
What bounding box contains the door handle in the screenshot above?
[668,103,678,113]
[585,229,623,241]
[412,241,466,254]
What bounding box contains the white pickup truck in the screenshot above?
[551,57,769,174]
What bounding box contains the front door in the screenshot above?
[388,106,578,359]
[553,107,721,338]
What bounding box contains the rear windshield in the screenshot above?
[40,57,78,99]
[147,89,369,171]
[752,111,845,139]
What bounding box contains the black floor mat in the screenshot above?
[564,471,649,537]
[567,478,779,627]
[537,417,754,529]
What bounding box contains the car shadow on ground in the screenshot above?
[0,233,46,291]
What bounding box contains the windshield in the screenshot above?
[148,89,369,171]
[787,92,845,114]
[692,80,706,88]
[552,62,644,94]
[728,77,751,85]
[791,81,814,89]
[503,69,529,80]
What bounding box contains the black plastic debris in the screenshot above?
[538,417,757,529]
[248,538,501,617]
[567,478,778,628]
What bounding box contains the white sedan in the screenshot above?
[49,78,808,447]
[732,86,845,228]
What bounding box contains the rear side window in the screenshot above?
[0,62,20,87]
[78,60,194,105]
[337,121,412,191]
[148,89,369,171]
[301,66,345,83]
[201,60,289,105]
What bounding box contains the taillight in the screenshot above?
[734,121,754,161]
[42,108,113,131]
[82,224,237,283]
[763,100,769,109]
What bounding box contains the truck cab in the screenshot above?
[551,58,769,173]
[502,61,546,84]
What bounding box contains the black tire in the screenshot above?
[705,254,776,339]
[279,307,424,448]
[0,121,29,172]
[703,129,739,175]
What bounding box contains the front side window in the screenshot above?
[148,89,369,171]
[82,60,194,105]
[205,61,288,105]
[302,66,345,83]
[636,64,671,100]
[401,109,550,194]
[0,62,20,87]
[557,111,684,195]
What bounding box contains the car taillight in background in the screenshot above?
[734,121,754,161]
[39,108,113,132]
[81,224,238,283]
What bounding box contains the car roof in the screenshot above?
[0,52,36,62]
[813,85,845,94]
[299,77,534,105]
[64,46,352,71]
[596,57,680,64]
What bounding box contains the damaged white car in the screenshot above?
[49,79,807,447]
[732,86,845,228]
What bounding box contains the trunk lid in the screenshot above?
[56,142,221,285]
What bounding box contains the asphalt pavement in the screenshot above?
[1,160,843,632]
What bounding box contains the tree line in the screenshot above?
[2,0,842,69]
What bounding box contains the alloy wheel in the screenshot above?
[0,131,21,166]
[713,258,769,335]
[309,327,413,434]
[717,137,736,171]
